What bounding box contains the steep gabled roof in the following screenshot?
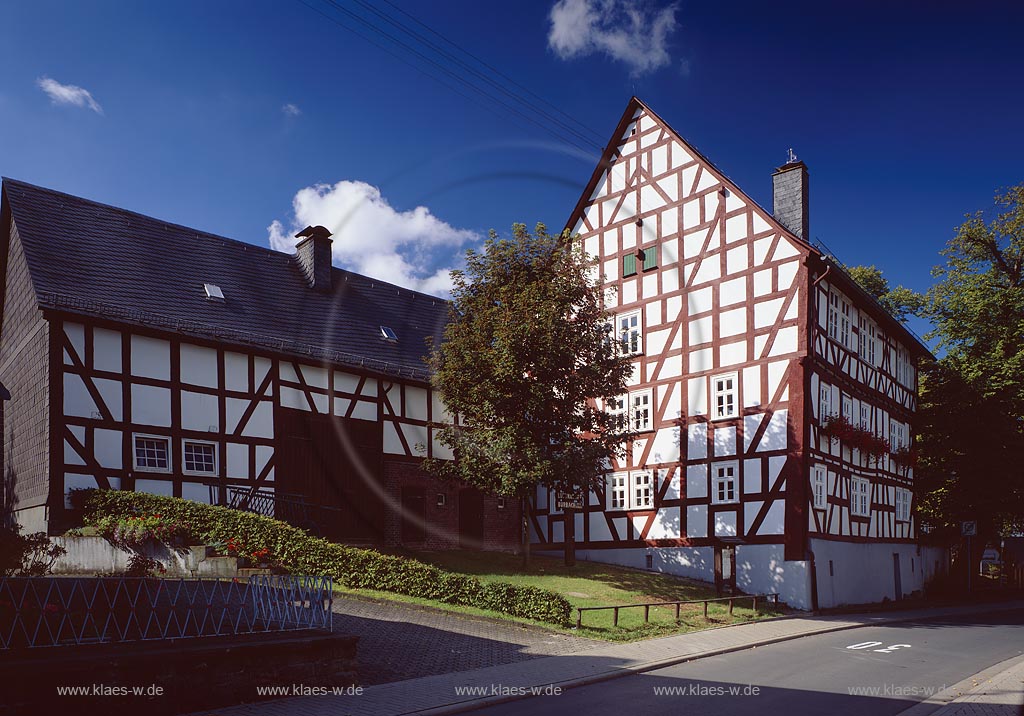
[2,178,449,380]
[564,97,930,358]
[564,96,816,255]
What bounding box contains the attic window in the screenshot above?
[204,283,225,301]
[380,326,398,342]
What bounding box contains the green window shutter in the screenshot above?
[642,245,658,271]
[623,253,637,277]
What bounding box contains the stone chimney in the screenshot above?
[294,225,333,292]
[772,150,809,240]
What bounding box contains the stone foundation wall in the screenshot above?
[51,536,241,577]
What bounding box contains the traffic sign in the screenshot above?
[961,521,977,536]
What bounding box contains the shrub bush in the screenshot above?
[76,489,571,626]
[0,526,67,576]
[93,513,194,550]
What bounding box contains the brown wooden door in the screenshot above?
[458,487,485,549]
[400,486,426,544]
[276,408,383,541]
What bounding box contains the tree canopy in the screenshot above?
[926,184,1024,419]
[843,264,923,321]
[424,223,634,506]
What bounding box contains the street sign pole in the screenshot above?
[962,521,977,595]
[557,490,583,568]
[967,534,972,595]
[565,508,576,567]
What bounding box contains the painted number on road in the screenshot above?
[846,641,912,654]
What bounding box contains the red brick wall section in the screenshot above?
[0,218,51,522]
[382,460,521,552]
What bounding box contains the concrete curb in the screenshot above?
[413,602,1024,716]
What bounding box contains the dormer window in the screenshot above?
[204,283,225,301]
[380,326,398,342]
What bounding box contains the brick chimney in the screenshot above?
[294,225,333,292]
[772,150,809,240]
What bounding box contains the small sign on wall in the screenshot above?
[556,490,585,512]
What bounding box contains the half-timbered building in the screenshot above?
[530,98,945,608]
[0,179,519,550]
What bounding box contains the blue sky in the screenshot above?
[2,0,1022,329]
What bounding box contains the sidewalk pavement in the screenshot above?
[923,654,1024,716]
[330,596,600,685]
[204,600,1024,716]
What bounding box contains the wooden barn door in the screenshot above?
[400,486,426,544]
[277,408,384,542]
[458,487,485,548]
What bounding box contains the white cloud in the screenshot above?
[547,0,679,76]
[268,181,478,297]
[36,76,103,114]
[282,103,301,117]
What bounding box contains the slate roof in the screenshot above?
[2,178,450,381]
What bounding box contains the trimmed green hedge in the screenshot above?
[76,489,571,626]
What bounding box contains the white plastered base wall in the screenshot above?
[811,538,949,609]
[541,542,815,610]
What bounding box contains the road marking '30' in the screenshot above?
[846,641,912,654]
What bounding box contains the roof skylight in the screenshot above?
[380,326,398,341]
[204,283,225,301]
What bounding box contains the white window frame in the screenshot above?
[819,383,831,421]
[895,346,913,387]
[182,438,218,476]
[841,299,853,350]
[631,470,655,509]
[711,462,739,505]
[630,389,653,432]
[895,488,911,522]
[850,477,871,517]
[711,372,739,421]
[617,311,642,356]
[860,403,871,432]
[812,464,828,510]
[841,395,853,423]
[827,292,840,341]
[606,394,627,429]
[608,472,627,510]
[859,316,878,366]
[133,433,171,473]
[889,420,904,451]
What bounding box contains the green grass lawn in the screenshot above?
[336,549,786,642]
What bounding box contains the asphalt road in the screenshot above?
[469,609,1024,716]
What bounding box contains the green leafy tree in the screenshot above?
[913,363,1023,539]
[844,264,924,321]
[926,184,1024,418]
[917,184,1024,539]
[425,223,634,564]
